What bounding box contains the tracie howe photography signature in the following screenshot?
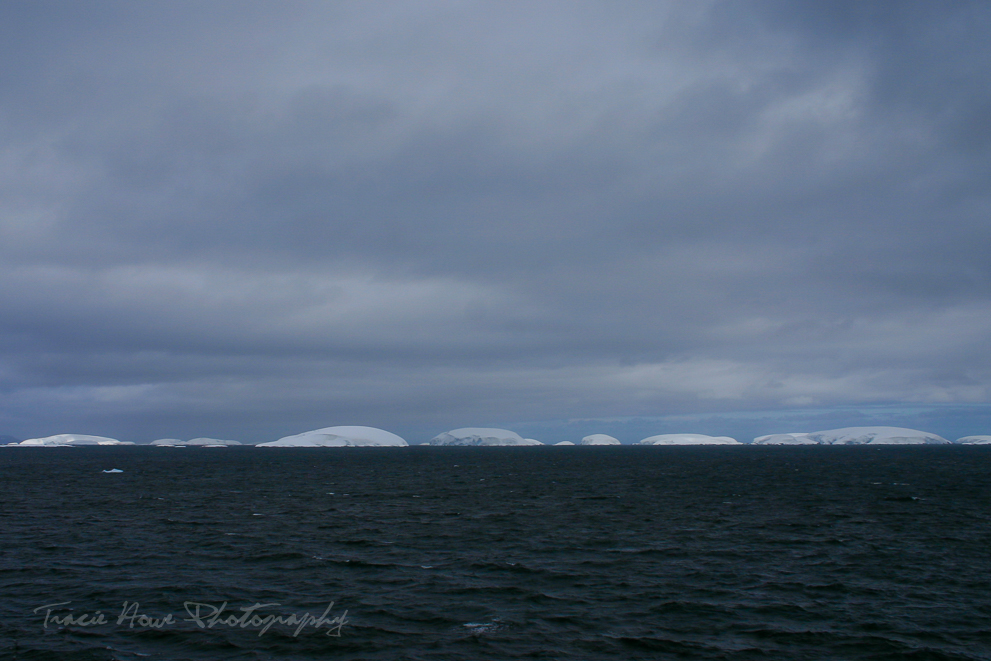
[33,600,349,637]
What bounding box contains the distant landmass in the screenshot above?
[150,438,243,447]
[425,428,543,446]
[4,426,990,448]
[753,427,949,445]
[257,426,408,447]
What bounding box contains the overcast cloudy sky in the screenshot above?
[2,1,990,443]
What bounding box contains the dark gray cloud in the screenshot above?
[2,1,990,443]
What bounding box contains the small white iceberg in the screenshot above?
[102,469,123,473]
[424,428,543,446]
[554,441,575,446]
[955,435,991,444]
[149,438,182,446]
[257,426,408,447]
[580,434,621,446]
[752,433,817,445]
[636,434,740,445]
[150,438,242,447]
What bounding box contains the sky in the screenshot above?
[1,1,990,444]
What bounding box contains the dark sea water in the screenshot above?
[2,446,991,660]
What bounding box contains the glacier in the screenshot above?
[752,433,817,445]
[754,427,949,445]
[636,434,740,445]
[425,428,543,446]
[150,438,242,447]
[580,434,621,446]
[257,426,408,447]
[12,434,133,447]
[803,427,949,445]
[955,435,991,444]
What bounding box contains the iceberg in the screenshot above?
[425,428,543,446]
[580,434,621,445]
[102,469,123,473]
[16,434,132,447]
[752,433,817,445]
[636,434,740,445]
[149,438,183,446]
[955,435,991,444]
[753,428,951,445]
[803,427,949,445]
[554,441,575,446]
[753,427,949,445]
[257,426,408,447]
[150,438,242,447]
[186,437,241,446]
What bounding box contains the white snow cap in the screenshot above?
[188,437,241,446]
[151,437,242,447]
[580,434,621,445]
[149,438,183,446]
[554,441,576,446]
[636,434,740,445]
[17,434,132,446]
[955,435,991,444]
[426,428,543,446]
[753,427,950,445]
[803,427,949,445]
[752,433,816,445]
[257,426,408,447]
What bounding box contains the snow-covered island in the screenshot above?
[580,434,621,446]
[7,434,134,447]
[424,428,543,446]
[257,426,408,447]
[753,427,950,445]
[752,433,818,445]
[554,441,575,446]
[636,434,740,445]
[955,436,991,444]
[150,438,242,447]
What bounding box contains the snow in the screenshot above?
[554,441,575,446]
[15,434,133,447]
[636,434,741,445]
[256,426,408,447]
[955,435,991,444]
[752,433,816,445]
[102,469,123,473]
[149,438,183,446]
[804,427,949,445]
[187,437,241,446]
[753,427,950,445]
[580,434,621,446]
[150,438,241,446]
[425,428,543,446]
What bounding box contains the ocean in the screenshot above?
[2,446,990,660]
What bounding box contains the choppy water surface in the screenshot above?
[2,446,990,660]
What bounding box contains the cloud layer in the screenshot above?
[2,1,990,442]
